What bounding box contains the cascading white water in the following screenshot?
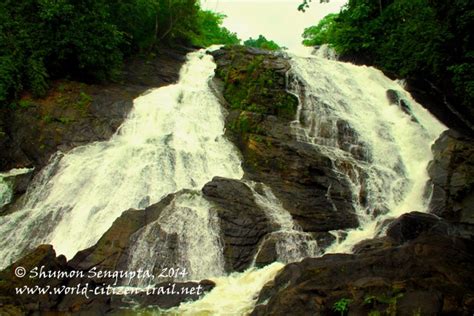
[0,175,12,209]
[127,191,225,285]
[163,262,284,316]
[245,181,319,263]
[288,54,447,253]
[0,45,448,315]
[0,48,243,268]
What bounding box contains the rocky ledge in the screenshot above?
[0,244,214,315]
[251,211,474,315]
[249,128,474,315]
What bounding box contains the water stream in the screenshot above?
[288,52,446,253]
[0,48,243,268]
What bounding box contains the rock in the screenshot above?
[404,77,474,136]
[211,46,359,241]
[241,137,359,233]
[0,168,34,214]
[254,235,279,267]
[386,89,419,123]
[352,236,394,254]
[202,177,272,272]
[0,245,70,314]
[386,211,450,244]
[69,193,175,273]
[427,130,474,229]
[210,45,297,121]
[251,229,474,316]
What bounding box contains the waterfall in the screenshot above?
[126,191,225,285]
[287,54,447,253]
[0,174,12,209]
[0,48,243,268]
[246,181,319,264]
[162,262,284,316]
[0,45,448,315]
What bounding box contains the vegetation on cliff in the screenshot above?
[213,46,297,142]
[0,0,239,104]
[302,0,474,112]
[214,47,297,120]
[244,35,282,51]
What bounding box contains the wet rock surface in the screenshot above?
[68,194,176,273]
[202,177,272,272]
[428,130,474,230]
[211,46,358,237]
[251,212,474,316]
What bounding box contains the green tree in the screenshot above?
[302,0,474,110]
[0,0,123,100]
[244,35,281,51]
[186,10,240,47]
[302,13,338,46]
[0,0,240,104]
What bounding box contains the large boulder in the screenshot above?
[69,193,176,274]
[428,130,474,227]
[202,177,272,272]
[251,215,474,316]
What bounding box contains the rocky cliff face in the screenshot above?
[428,130,474,228]
[210,46,358,235]
[251,212,474,316]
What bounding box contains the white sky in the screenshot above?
[201,0,347,51]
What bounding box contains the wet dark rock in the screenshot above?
[386,211,450,244]
[0,245,70,314]
[404,77,474,137]
[336,119,369,161]
[352,236,394,254]
[210,46,359,258]
[386,89,419,123]
[428,130,474,232]
[202,177,272,272]
[311,232,337,250]
[251,226,474,316]
[254,235,279,267]
[240,136,358,233]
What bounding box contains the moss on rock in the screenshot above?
[212,46,298,126]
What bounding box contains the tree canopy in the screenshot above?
[0,0,240,103]
[244,35,281,51]
[302,0,474,110]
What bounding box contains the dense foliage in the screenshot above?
[0,0,239,103]
[302,0,474,109]
[302,13,337,47]
[244,35,281,51]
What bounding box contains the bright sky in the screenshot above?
[201,0,347,51]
